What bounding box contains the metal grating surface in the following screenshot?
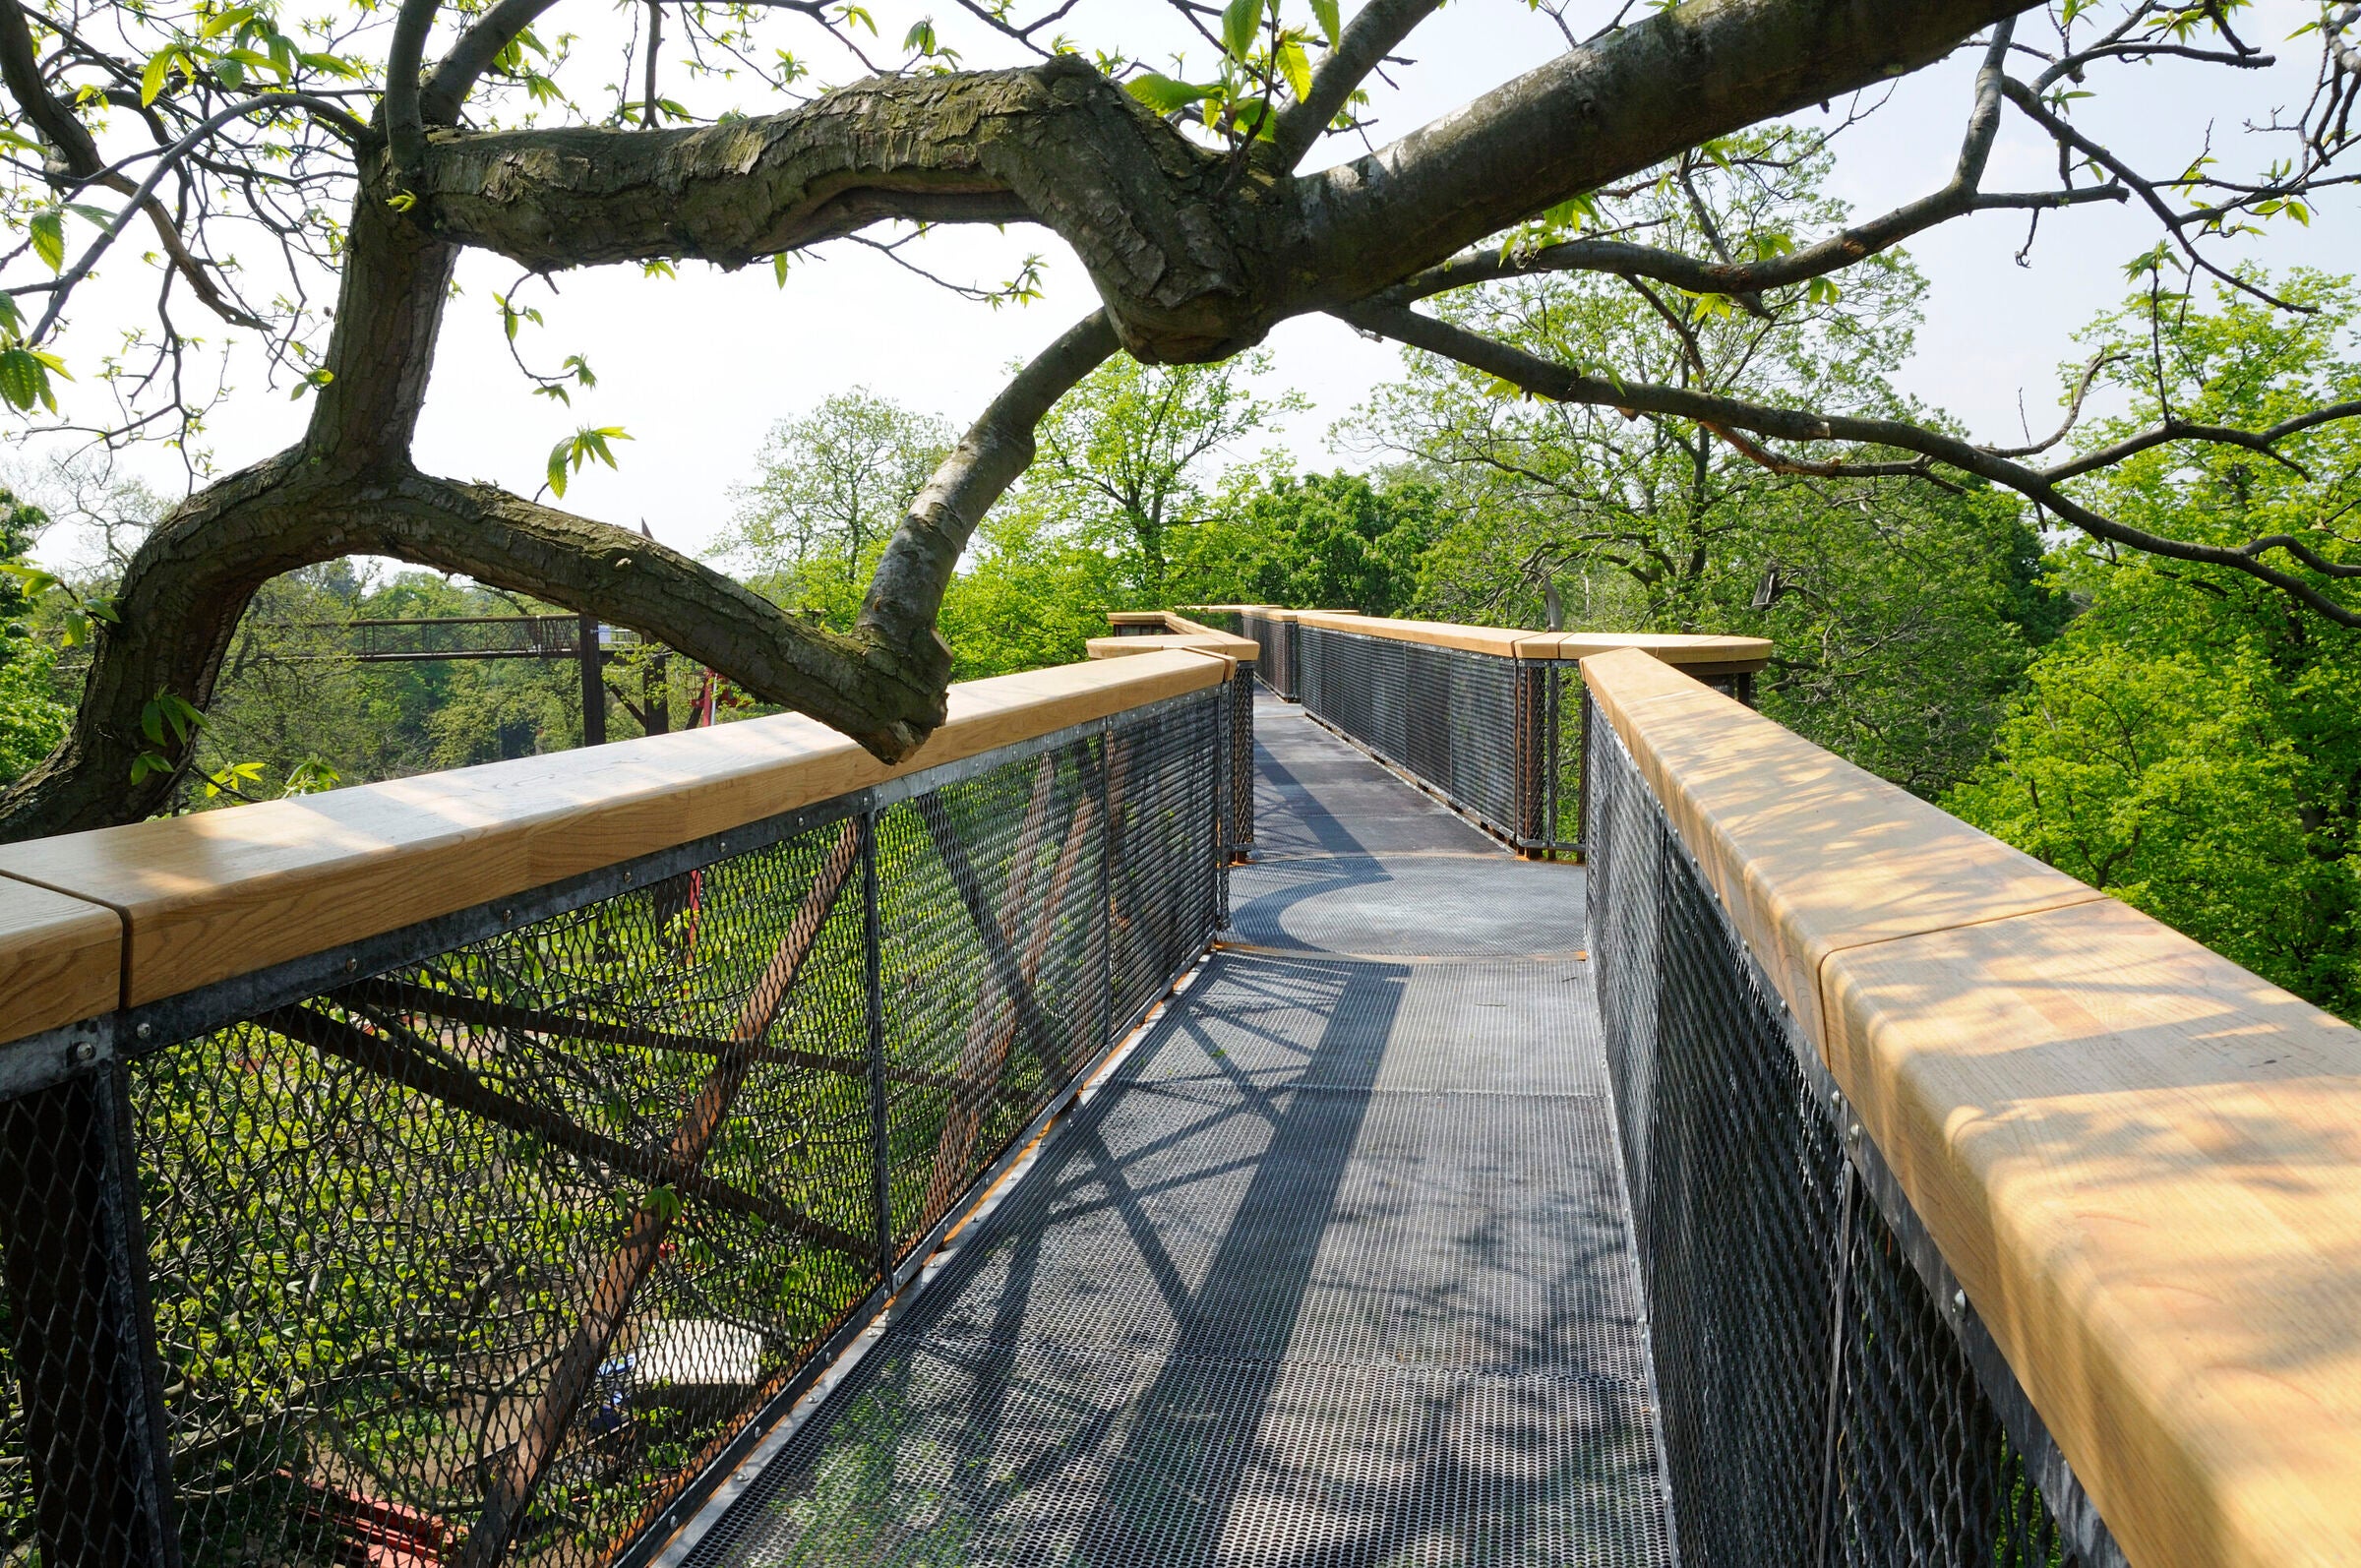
[678,703,1672,1568]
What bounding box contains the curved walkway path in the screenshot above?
[675,695,1677,1568]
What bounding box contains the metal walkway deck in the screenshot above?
[676,696,1677,1568]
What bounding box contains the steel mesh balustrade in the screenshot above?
[1296,622,1556,852]
[0,691,1222,1568]
[1238,611,1298,701]
[1583,692,2111,1568]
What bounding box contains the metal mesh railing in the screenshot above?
[1238,611,1298,702]
[0,689,1224,1568]
[1583,692,2116,1568]
[1296,622,1557,853]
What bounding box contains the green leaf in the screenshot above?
[1310,0,1340,45]
[0,347,50,412]
[547,438,573,498]
[1222,0,1262,62]
[902,19,936,53]
[281,757,340,796]
[1125,72,1215,115]
[578,426,630,468]
[1276,37,1312,102]
[29,211,64,272]
[139,46,182,106]
[0,563,62,597]
[143,692,204,748]
[200,7,257,40]
[773,251,792,288]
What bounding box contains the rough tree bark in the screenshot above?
[0,0,2035,839]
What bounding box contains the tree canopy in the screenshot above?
[4,0,2360,836]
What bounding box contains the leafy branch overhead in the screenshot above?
[2,0,2359,843]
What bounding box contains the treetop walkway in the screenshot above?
[0,609,2357,1568]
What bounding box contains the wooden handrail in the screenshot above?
[0,649,1228,1022]
[1583,644,2361,1568]
[1172,604,1772,673]
[0,883,120,1049]
[1295,609,1771,670]
[1091,609,1259,666]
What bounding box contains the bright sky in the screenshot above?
[21,1,2359,568]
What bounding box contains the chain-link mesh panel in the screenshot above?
[0,1067,178,1567]
[134,814,884,1568]
[0,690,1222,1568]
[1108,696,1221,1028]
[1828,1188,2076,1568]
[1583,693,2089,1568]
[873,741,1111,1252]
[1297,625,1545,849]
[1224,666,1255,858]
[1238,611,1297,701]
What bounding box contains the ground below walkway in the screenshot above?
[678,696,1677,1568]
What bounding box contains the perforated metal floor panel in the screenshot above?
[675,699,1675,1568]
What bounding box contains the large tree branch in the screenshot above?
[859,309,1120,659]
[385,0,442,173]
[0,450,947,839]
[418,0,568,124]
[411,1,2044,360]
[413,59,1247,361]
[1343,302,2361,627]
[1267,0,1442,172]
[1286,0,2038,311]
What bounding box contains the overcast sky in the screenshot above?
[20,0,2357,569]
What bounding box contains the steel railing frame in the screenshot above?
[0,679,1231,1568]
[1582,692,2126,1568]
[1293,620,1574,856]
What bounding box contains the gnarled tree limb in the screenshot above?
[1341,301,2361,628]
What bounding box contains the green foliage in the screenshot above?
[1949,271,2361,1019]
[1362,133,2058,797]
[714,389,954,629]
[179,565,656,804]
[0,489,69,784]
[545,425,633,499]
[1214,469,1437,616]
[1020,350,1303,600]
[936,509,1125,679]
[0,646,69,784]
